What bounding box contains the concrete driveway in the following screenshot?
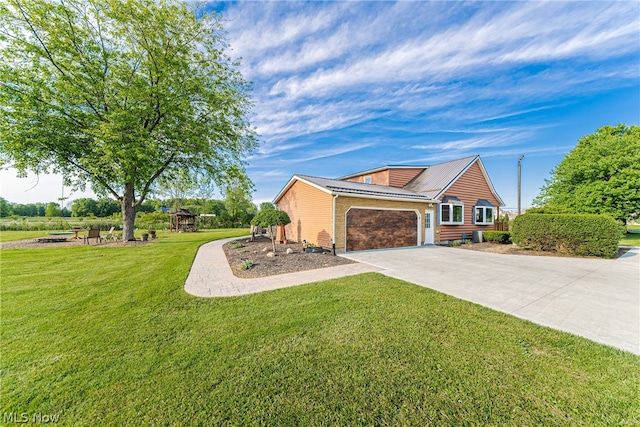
[343,246,639,354]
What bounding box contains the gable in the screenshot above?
[443,162,501,206]
[341,167,425,187]
[344,169,391,186]
[403,156,504,205]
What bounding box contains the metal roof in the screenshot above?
[442,195,464,204]
[298,175,436,201]
[273,155,504,206]
[403,155,479,199]
[274,174,437,204]
[404,155,504,205]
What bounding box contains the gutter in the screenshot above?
[332,191,438,204]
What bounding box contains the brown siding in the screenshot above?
[276,180,333,247]
[388,168,424,187]
[438,162,501,242]
[345,170,389,186]
[344,168,424,187]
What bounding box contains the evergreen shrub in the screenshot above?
[511,213,623,258]
[483,231,511,244]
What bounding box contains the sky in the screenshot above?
[1,0,639,210]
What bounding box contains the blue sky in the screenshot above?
[1,0,638,209]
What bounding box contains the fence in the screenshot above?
[494,221,509,231]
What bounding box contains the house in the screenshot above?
[273,155,504,252]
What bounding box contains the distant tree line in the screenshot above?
[0,198,71,218]
[1,193,265,229]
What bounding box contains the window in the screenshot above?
[363,176,372,184]
[475,206,494,225]
[440,202,464,224]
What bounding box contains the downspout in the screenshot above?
[332,194,338,255]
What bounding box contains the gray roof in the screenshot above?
[296,175,436,202]
[274,155,504,206]
[403,155,479,199]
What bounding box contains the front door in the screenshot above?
[425,209,434,244]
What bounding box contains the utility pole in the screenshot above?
[517,155,524,215]
[58,178,68,219]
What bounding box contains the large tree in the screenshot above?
[0,0,257,240]
[534,124,640,223]
[224,179,255,225]
[0,197,13,217]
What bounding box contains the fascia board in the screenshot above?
[475,158,506,206]
[273,175,334,204]
[333,191,438,204]
[433,156,506,207]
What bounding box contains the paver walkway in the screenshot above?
[184,237,381,297]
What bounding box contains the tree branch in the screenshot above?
[15,0,67,77]
[135,151,177,209]
[0,82,87,128]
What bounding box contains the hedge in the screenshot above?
[483,231,511,244]
[510,213,623,258]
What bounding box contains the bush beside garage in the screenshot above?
[511,213,624,258]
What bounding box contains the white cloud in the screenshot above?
[248,0,638,104]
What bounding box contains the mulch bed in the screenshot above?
[455,242,630,258]
[222,235,355,278]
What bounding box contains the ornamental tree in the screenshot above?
[0,0,257,240]
[534,124,640,224]
[251,209,291,253]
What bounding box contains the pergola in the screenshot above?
[169,208,197,232]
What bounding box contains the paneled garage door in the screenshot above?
[346,208,418,251]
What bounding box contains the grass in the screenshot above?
[1,230,639,426]
[0,230,49,242]
[621,224,640,246]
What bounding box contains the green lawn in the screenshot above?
[621,224,640,246]
[0,230,49,242]
[1,230,638,425]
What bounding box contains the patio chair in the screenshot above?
[103,227,117,243]
[84,227,102,245]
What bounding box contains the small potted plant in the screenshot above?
[141,232,149,241]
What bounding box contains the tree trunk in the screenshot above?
[270,225,276,253]
[121,183,137,241]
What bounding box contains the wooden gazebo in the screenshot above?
[169,208,197,232]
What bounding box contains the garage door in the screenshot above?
[346,208,418,251]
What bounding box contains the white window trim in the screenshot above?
[440,203,464,225]
[363,176,372,184]
[474,206,494,225]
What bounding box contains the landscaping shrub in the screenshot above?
[483,231,511,244]
[0,219,71,231]
[511,213,623,258]
[0,219,123,231]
